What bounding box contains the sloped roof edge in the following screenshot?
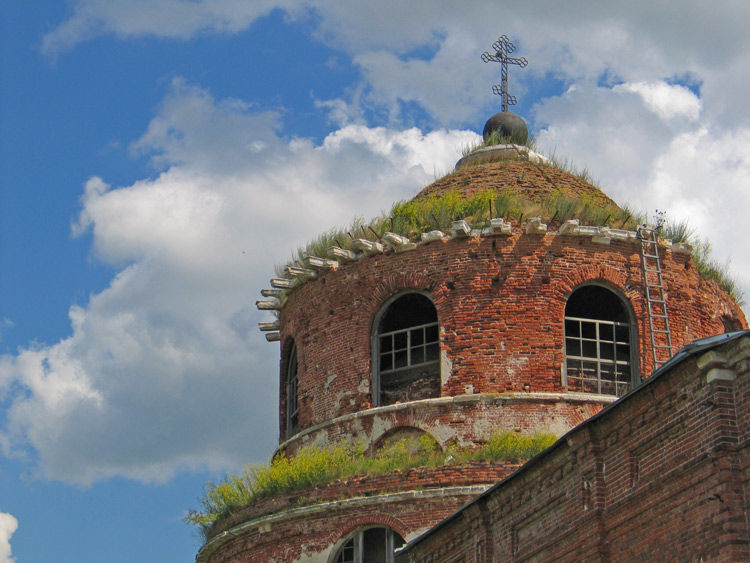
[396,329,750,558]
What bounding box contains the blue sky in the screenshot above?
[2,2,750,562]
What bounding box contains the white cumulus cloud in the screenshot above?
[16,0,750,487]
[0,512,17,563]
[615,81,701,121]
[0,79,476,485]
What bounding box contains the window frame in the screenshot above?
[370,291,441,408]
[331,526,405,563]
[285,341,299,438]
[563,283,638,397]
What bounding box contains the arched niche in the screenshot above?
[372,426,442,455]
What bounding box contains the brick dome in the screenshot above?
[272,158,744,453]
[200,152,747,563]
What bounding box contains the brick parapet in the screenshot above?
[398,332,750,562]
[207,460,519,539]
[199,483,496,563]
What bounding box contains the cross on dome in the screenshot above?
[482,35,528,112]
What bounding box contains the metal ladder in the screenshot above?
[639,227,674,370]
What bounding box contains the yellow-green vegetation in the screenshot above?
[274,190,742,305]
[470,431,559,463]
[691,238,745,306]
[284,189,639,272]
[185,432,557,537]
[662,215,744,305]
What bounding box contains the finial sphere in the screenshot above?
[483,112,528,144]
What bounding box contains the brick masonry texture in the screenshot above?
[202,160,747,563]
[397,333,750,562]
[199,486,491,563]
[279,226,746,443]
[207,461,520,540]
[415,161,619,206]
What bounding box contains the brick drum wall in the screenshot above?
[398,333,750,562]
[279,228,746,441]
[279,393,612,457]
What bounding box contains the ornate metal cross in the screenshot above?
[482,35,528,112]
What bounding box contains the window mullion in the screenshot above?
[406,328,412,367]
[355,531,363,563]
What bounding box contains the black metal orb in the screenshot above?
[483,112,528,144]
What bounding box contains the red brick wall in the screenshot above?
[279,230,746,439]
[199,481,504,563]
[399,333,750,562]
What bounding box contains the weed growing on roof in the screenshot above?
[277,189,639,279]
[663,218,695,244]
[185,432,557,538]
[647,211,743,305]
[472,431,558,464]
[461,130,536,157]
[691,238,745,306]
[267,195,740,309]
[543,150,598,185]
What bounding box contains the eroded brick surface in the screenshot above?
[279,229,745,440]
[399,335,750,562]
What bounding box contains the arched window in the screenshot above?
[333,527,405,563]
[286,342,299,438]
[373,292,440,407]
[564,285,635,396]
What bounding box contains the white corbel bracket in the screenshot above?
[303,255,339,271]
[353,239,384,256]
[489,217,512,235]
[672,242,693,255]
[286,266,317,280]
[270,278,297,289]
[256,299,282,310]
[526,217,547,234]
[382,232,409,246]
[421,230,445,243]
[258,320,280,331]
[559,219,579,235]
[265,332,281,342]
[328,246,358,262]
[382,232,417,253]
[451,220,471,238]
